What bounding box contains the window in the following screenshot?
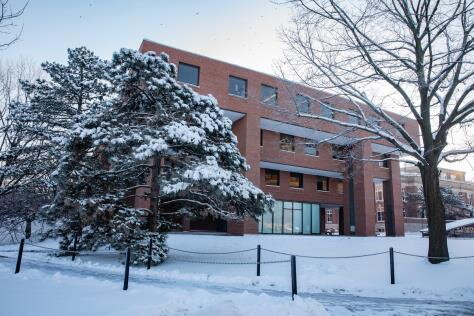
[295,94,310,114]
[280,133,295,152]
[348,114,360,125]
[260,129,263,146]
[374,182,384,201]
[260,84,277,105]
[289,172,303,188]
[332,145,346,160]
[259,200,320,235]
[177,62,200,86]
[326,209,333,223]
[265,169,280,186]
[378,154,389,168]
[317,176,329,191]
[336,180,344,194]
[320,103,334,119]
[304,139,318,156]
[377,204,384,222]
[228,76,247,97]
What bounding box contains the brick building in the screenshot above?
[139,39,419,237]
[402,166,474,219]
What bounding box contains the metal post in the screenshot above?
[389,247,395,285]
[14,239,25,274]
[147,238,153,270]
[256,244,261,276]
[71,235,78,261]
[291,255,297,300]
[123,247,131,290]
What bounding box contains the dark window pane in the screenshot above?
[295,94,310,113]
[289,172,303,188]
[320,103,334,118]
[265,169,280,186]
[280,134,295,151]
[228,76,247,97]
[304,138,318,156]
[178,62,199,85]
[260,84,277,105]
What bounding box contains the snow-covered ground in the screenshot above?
[1,233,474,315]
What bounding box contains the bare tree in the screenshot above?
[0,0,28,49]
[280,0,474,263]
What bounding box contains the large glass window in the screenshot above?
[295,94,310,113]
[293,202,303,234]
[303,203,312,234]
[259,200,320,235]
[228,76,247,97]
[283,202,293,234]
[265,169,280,186]
[280,133,295,152]
[260,84,277,105]
[289,172,303,188]
[311,204,320,234]
[178,62,200,86]
[317,176,329,191]
[273,201,283,233]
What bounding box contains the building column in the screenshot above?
[388,156,405,236]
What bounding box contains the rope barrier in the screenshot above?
[167,246,256,255]
[168,258,290,265]
[261,248,389,259]
[394,251,474,260]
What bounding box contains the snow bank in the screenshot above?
[0,265,328,316]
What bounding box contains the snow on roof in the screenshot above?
[420,217,474,232]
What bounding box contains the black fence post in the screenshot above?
[291,255,297,300]
[147,238,153,270]
[256,244,261,276]
[71,235,78,261]
[14,239,25,274]
[123,247,131,290]
[389,247,395,285]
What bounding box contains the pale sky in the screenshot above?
[2,0,474,180]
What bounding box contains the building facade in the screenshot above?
[401,166,474,219]
[139,39,419,237]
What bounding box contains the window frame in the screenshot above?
[228,75,248,98]
[295,94,311,114]
[280,133,295,152]
[260,84,278,106]
[177,62,200,86]
[316,176,330,192]
[304,138,319,156]
[289,172,304,189]
[264,169,280,186]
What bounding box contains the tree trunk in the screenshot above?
[148,155,161,232]
[24,218,32,239]
[420,164,449,263]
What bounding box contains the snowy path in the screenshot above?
[1,255,473,315]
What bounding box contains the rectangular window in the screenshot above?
[293,202,303,234]
[295,94,310,114]
[326,209,333,223]
[260,84,277,105]
[320,103,334,119]
[332,145,346,160]
[311,204,320,234]
[273,201,283,233]
[304,139,318,156]
[177,62,200,86]
[377,205,384,222]
[378,154,389,168]
[302,203,311,234]
[265,169,280,186]
[289,172,303,188]
[228,75,247,97]
[283,202,293,234]
[317,176,329,191]
[280,133,295,152]
[336,180,344,194]
[262,210,273,233]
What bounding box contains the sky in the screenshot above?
[2,0,474,180]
